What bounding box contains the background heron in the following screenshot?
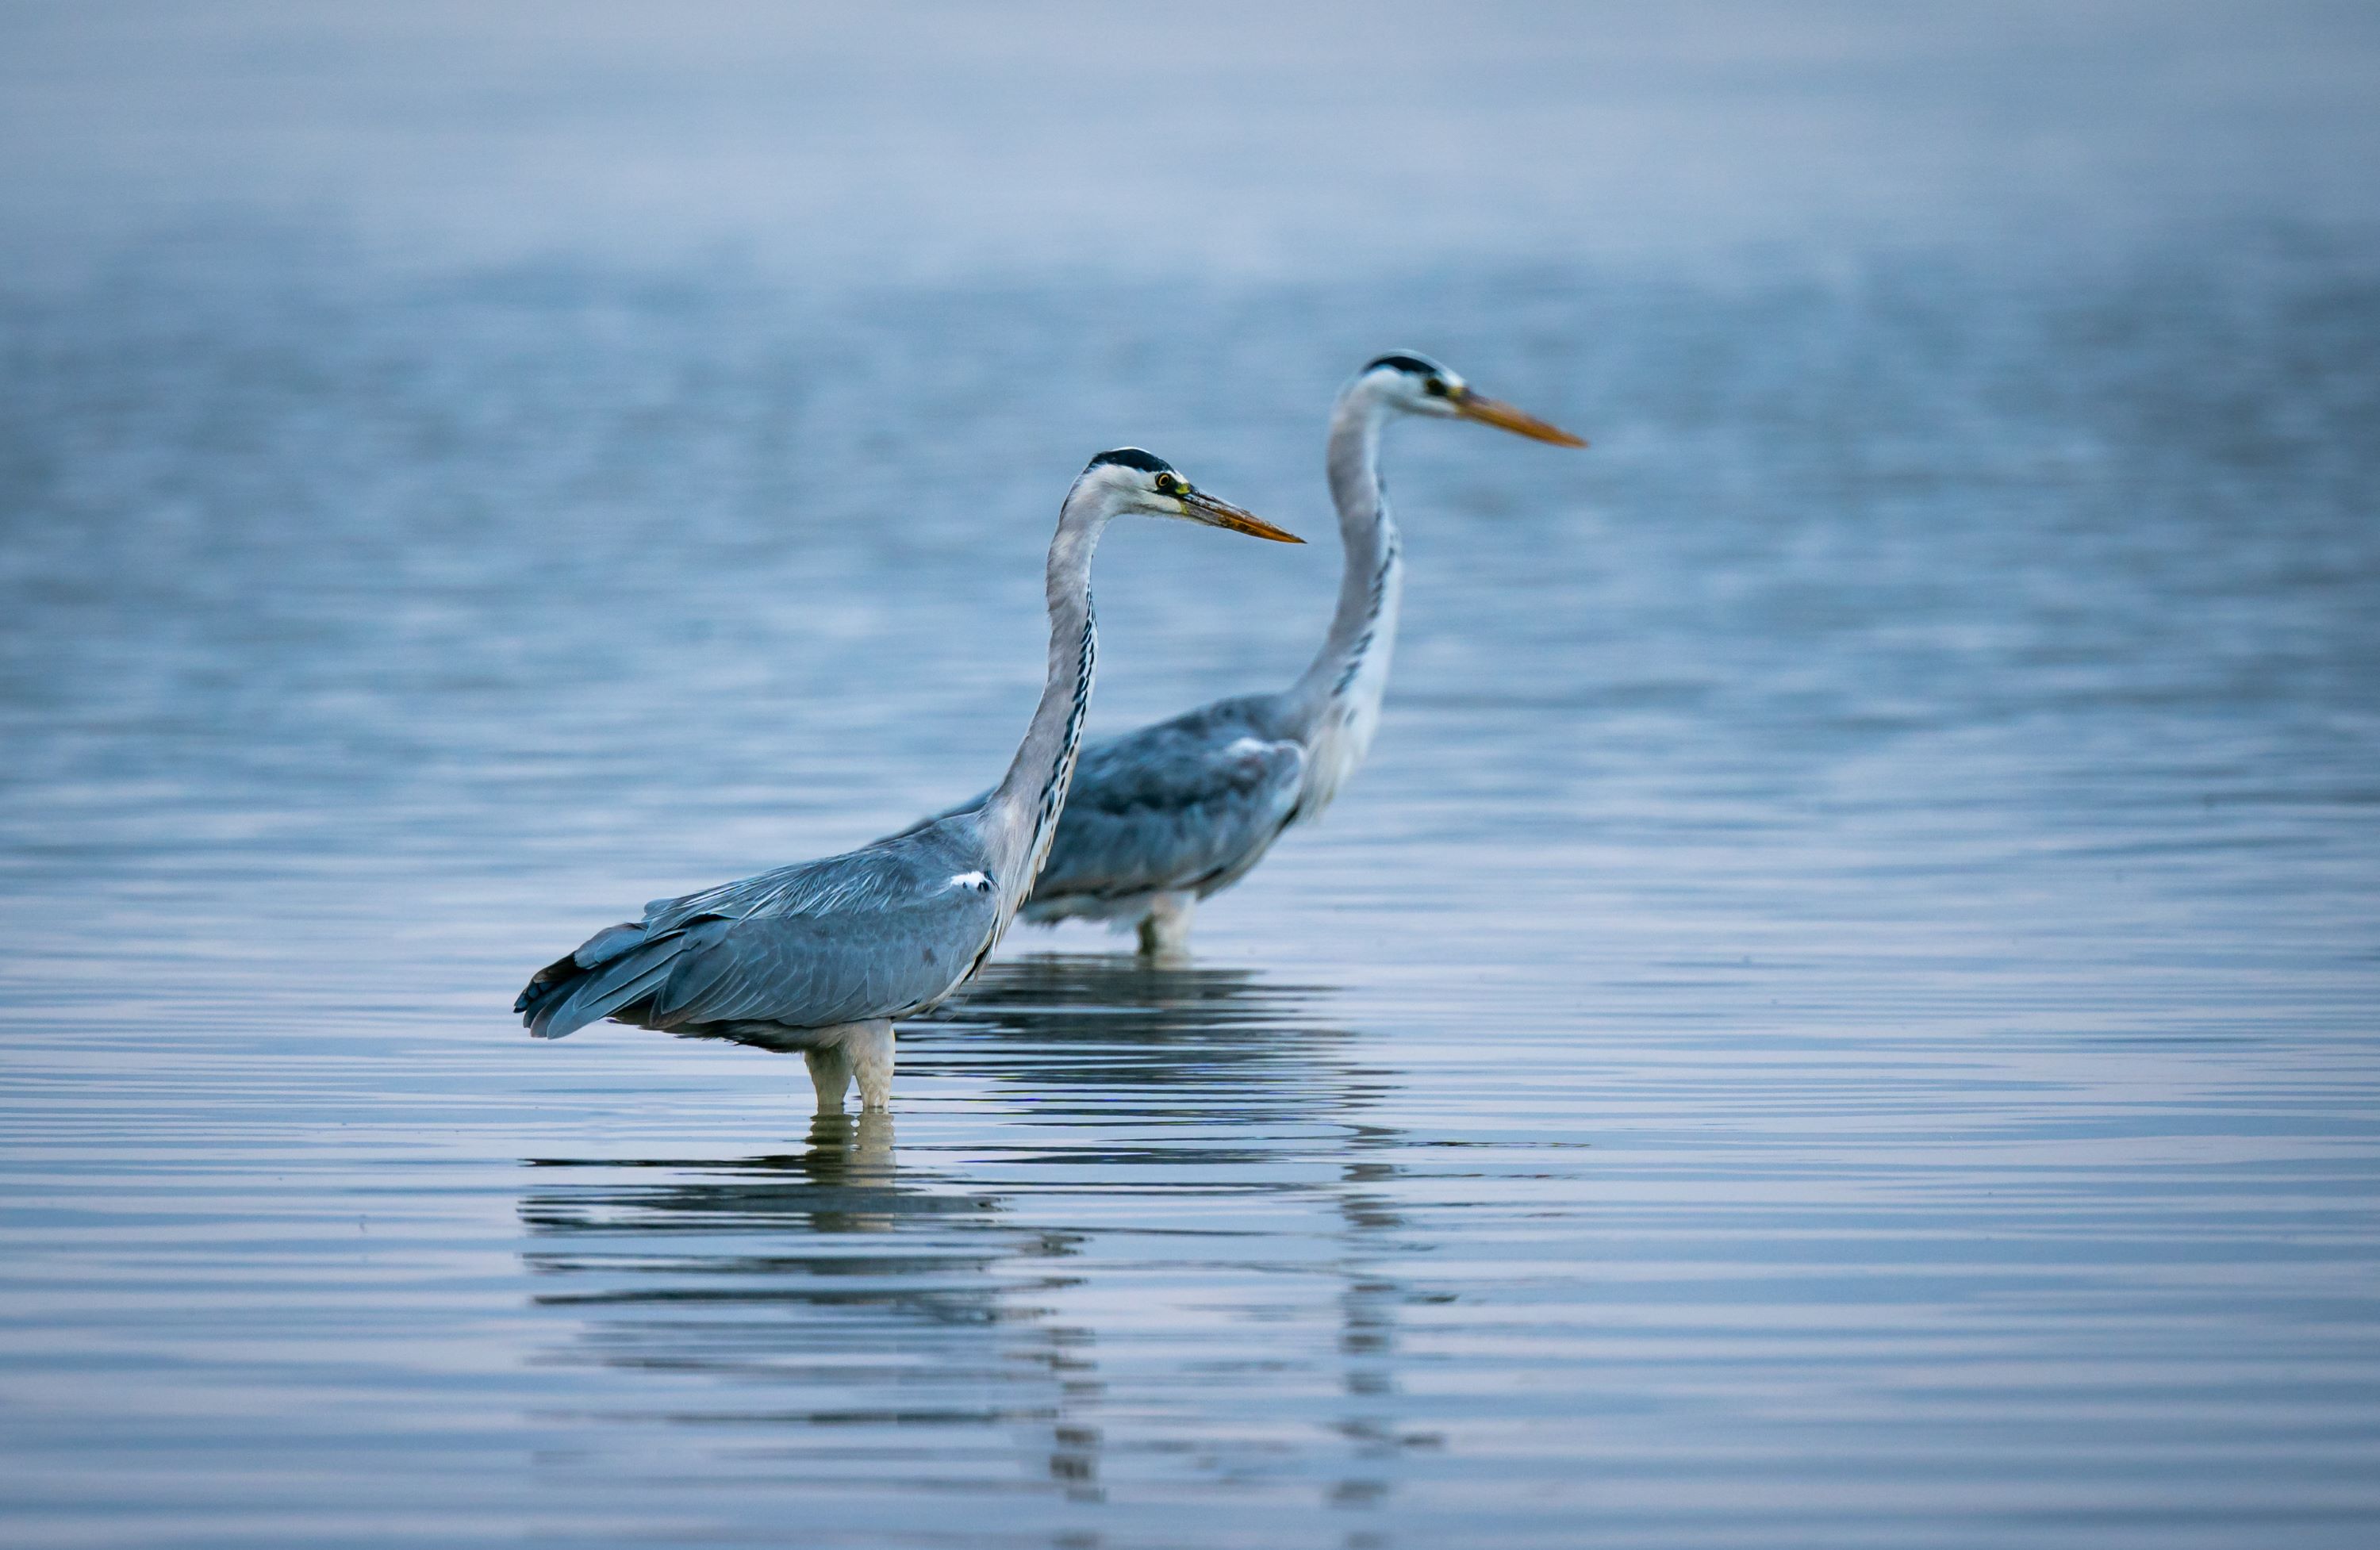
[911,353,1583,955]
[515,449,1301,1109]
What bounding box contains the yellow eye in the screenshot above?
[1154,472,1180,494]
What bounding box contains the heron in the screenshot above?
[514,449,1302,1111]
[905,352,1583,956]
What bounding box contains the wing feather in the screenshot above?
[1026,699,1306,907]
[526,933,688,1039]
[518,814,1001,1037]
[647,892,996,1030]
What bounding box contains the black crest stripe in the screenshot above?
[1085,447,1173,475]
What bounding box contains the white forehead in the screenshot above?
[1082,460,1161,492]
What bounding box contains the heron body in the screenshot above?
[927,354,1583,955]
[515,450,1300,1108]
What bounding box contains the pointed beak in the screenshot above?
[1453,389,1587,447]
[1180,488,1304,543]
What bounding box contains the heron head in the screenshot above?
[1357,351,1587,446]
[1077,448,1303,543]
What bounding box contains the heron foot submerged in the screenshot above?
[1135,892,1197,959]
[804,1019,895,1113]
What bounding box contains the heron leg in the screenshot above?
[849,1019,896,1112]
[804,1042,854,1113]
[1136,892,1197,958]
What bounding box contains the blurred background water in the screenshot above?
[3,3,2378,1547]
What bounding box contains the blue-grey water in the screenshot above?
[4,6,2379,1547]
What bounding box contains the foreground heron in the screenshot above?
[912,353,1583,955]
[515,450,1301,1109]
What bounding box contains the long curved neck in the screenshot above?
[981,493,1104,910]
[1288,390,1403,723]
[1281,390,1403,818]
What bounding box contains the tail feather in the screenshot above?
[528,957,677,1039]
[572,921,649,969]
[515,918,655,1019]
[513,953,582,1016]
[516,919,643,1015]
[521,929,688,1040]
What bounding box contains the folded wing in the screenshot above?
[1022,697,1306,918]
[517,817,1001,1039]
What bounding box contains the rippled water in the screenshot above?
[6,6,2380,1548]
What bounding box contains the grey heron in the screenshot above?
[514,449,1302,1110]
[907,353,1583,955]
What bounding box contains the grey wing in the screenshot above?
[1025,699,1306,913]
[636,826,981,938]
[520,817,1001,1038]
[641,878,1000,1030]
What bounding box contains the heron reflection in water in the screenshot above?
[908,355,1583,956]
[518,956,1430,1516]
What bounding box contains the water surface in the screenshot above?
[4,6,2379,1548]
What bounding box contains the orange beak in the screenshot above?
[1180,488,1305,543]
[1453,389,1587,447]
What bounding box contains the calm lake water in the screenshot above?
[4,6,2379,1548]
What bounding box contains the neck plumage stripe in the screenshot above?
[1290,397,1401,724]
[969,600,1093,984]
[1330,519,1402,698]
[1026,597,1096,888]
